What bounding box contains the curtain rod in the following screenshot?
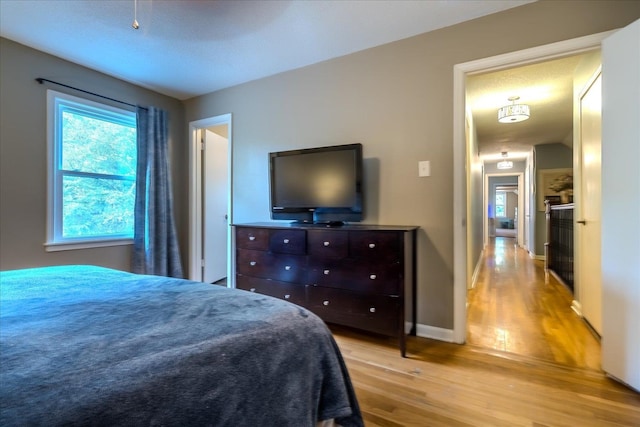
[35,78,146,110]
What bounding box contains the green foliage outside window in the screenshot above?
[57,105,136,240]
[495,192,506,217]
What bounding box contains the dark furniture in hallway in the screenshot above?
[544,201,574,291]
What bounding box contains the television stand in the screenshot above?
[233,222,418,357]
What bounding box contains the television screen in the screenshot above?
[269,143,363,224]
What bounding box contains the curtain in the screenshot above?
[132,106,183,278]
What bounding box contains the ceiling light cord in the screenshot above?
[132,0,140,30]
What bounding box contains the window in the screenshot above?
[46,90,137,251]
[495,191,506,217]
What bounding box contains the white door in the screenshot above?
[577,71,602,335]
[523,163,530,249]
[601,19,640,391]
[203,127,229,283]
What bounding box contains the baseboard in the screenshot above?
[414,323,455,342]
[569,301,601,340]
[571,300,582,317]
[469,248,484,290]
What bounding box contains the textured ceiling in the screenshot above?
[466,54,588,159]
[0,0,533,100]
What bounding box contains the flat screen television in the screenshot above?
[269,143,363,225]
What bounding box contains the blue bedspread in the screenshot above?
[0,265,363,426]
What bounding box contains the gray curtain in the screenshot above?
[132,106,183,278]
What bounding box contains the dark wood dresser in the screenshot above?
[234,222,418,356]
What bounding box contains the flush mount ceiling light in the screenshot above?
[497,151,513,169]
[498,96,530,123]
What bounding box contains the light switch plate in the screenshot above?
[418,160,431,177]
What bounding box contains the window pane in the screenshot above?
[62,175,135,238]
[495,192,506,217]
[61,110,136,177]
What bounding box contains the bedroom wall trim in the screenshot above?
[469,248,485,291]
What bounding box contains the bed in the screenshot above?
[0,265,363,426]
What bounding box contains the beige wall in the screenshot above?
[0,38,187,272]
[534,143,573,255]
[184,1,639,331]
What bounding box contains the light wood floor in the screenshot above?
[329,237,640,426]
[467,237,601,370]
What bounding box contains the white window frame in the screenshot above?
[45,90,136,252]
[495,191,507,218]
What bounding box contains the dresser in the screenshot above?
[234,222,417,356]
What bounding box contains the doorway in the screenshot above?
[188,114,233,284]
[202,126,229,283]
[453,32,613,345]
[484,173,524,248]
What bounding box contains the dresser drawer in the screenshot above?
[236,275,306,306]
[236,249,307,283]
[307,230,348,258]
[308,258,402,295]
[349,231,401,261]
[234,223,417,357]
[307,287,400,336]
[269,229,306,254]
[236,227,269,250]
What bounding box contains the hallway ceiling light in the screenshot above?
[498,96,530,123]
[497,151,513,169]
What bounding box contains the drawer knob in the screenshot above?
[369,274,377,280]
[285,265,291,271]
[250,288,256,292]
[284,294,291,299]
[369,243,376,249]
[370,307,376,313]
[323,300,330,306]
[250,261,257,266]
[323,269,330,275]
[323,241,330,247]
[249,236,256,241]
[283,238,290,244]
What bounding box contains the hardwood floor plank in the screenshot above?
[328,237,638,426]
[467,237,601,369]
[332,326,640,426]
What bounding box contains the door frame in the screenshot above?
[188,114,233,282]
[452,30,614,344]
[484,172,524,248]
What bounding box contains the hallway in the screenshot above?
[467,237,601,370]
